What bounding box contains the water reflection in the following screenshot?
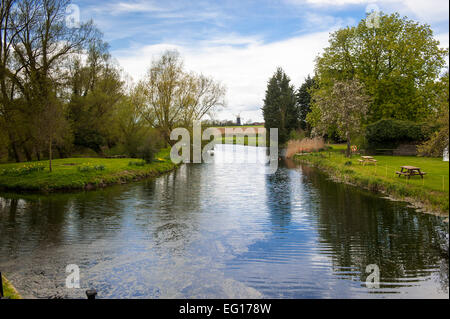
[0,145,448,299]
[265,166,292,230]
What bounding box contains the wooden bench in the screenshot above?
[396,166,427,179]
[359,156,377,166]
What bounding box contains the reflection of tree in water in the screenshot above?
[0,187,129,259]
[300,165,449,290]
[434,228,449,292]
[265,162,292,230]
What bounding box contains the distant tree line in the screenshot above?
[263,12,448,157]
[0,0,225,167]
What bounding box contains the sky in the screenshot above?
[72,0,449,122]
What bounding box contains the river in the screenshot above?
[0,145,448,298]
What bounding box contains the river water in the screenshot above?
[0,145,448,299]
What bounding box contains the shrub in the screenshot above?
[365,119,434,149]
[77,164,105,172]
[136,129,165,163]
[1,163,45,175]
[128,160,146,167]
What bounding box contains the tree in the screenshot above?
[1,0,94,168]
[139,50,226,144]
[315,13,448,123]
[309,79,371,157]
[67,40,124,154]
[262,67,298,145]
[296,75,316,134]
[418,72,449,157]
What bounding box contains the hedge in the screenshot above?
[365,119,435,149]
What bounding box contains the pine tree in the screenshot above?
[262,68,297,145]
[296,75,316,134]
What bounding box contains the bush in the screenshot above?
[128,160,146,167]
[1,164,46,175]
[136,129,165,163]
[289,129,306,141]
[365,119,434,149]
[77,164,105,172]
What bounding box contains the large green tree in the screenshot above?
[262,68,298,145]
[67,40,124,154]
[296,75,316,134]
[315,13,448,123]
[418,71,449,157]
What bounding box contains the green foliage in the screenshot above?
[289,129,306,141]
[314,12,448,124]
[366,119,434,149]
[262,68,298,145]
[67,42,125,154]
[418,72,449,157]
[136,130,165,163]
[296,75,316,134]
[128,160,146,167]
[77,164,106,172]
[1,163,46,176]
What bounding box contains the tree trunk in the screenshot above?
[10,142,21,163]
[346,133,351,158]
[49,139,53,173]
[23,145,32,162]
[8,132,21,162]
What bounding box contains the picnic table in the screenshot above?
[396,166,427,179]
[358,156,378,166]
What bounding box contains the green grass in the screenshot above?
[294,145,449,215]
[0,148,178,192]
[2,274,21,299]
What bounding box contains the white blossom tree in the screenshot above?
[310,79,371,157]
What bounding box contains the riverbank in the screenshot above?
[0,148,178,193]
[1,274,21,299]
[294,146,449,216]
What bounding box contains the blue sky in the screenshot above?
[73,0,449,122]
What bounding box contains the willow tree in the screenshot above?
[309,79,371,157]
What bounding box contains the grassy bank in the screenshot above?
[1,274,21,299]
[0,148,178,192]
[294,145,449,215]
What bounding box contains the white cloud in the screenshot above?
[114,31,331,122]
[287,0,449,24]
[96,1,166,15]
